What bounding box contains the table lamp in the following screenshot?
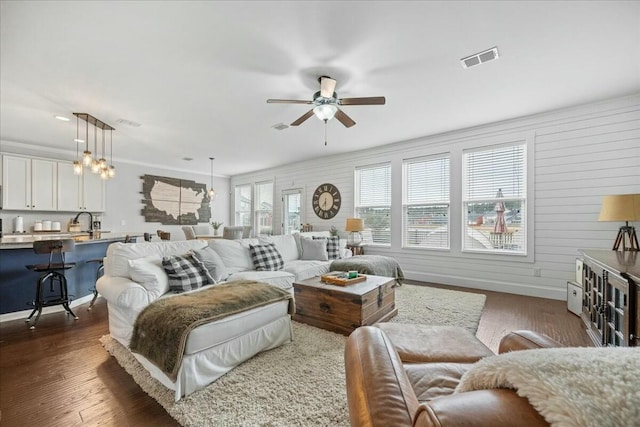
[598,194,640,251]
[345,218,365,246]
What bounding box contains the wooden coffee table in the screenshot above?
[293,274,398,335]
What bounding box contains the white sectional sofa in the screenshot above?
[97,231,349,400]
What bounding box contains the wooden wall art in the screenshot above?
[140,174,211,225]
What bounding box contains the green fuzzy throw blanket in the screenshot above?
[129,280,294,381]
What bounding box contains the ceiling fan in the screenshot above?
[266,76,385,128]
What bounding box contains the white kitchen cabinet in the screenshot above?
[82,168,105,212]
[2,155,57,211]
[56,161,105,212]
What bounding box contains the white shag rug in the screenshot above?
[101,284,485,427]
[456,347,640,427]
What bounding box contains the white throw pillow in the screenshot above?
[128,255,169,300]
[260,234,299,262]
[208,238,256,273]
[300,237,329,261]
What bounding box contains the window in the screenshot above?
[355,163,391,245]
[403,154,450,249]
[463,142,526,254]
[234,184,252,227]
[254,181,273,235]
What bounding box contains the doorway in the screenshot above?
[282,189,303,235]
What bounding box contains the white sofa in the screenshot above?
[96,231,349,400]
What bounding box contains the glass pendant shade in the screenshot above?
[98,157,107,169]
[90,158,100,173]
[72,160,83,175]
[82,150,92,166]
[313,104,338,121]
[100,168,109,180]
[108,165,116,177]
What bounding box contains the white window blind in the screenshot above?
[403,154,450,249]
[254,181,273,235]
[235,184,252,227]
[355,163,391,245]
[463,143,526,254]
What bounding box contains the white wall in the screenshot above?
[230,94,640,300]
[0,142,230,240]
[101,160,230,240]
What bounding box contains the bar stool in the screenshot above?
[25,239,78,329]
[86,234,131,310]
[85,258,104,311]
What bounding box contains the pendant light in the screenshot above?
[107,128,116,178]
[91,124,100,173]
[208,157,216,200]
[82,117,92,166]
[73,113,116,180]
[98,128,108,170]
[73,115,83,175]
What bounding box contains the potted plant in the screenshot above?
[211,221,223,236]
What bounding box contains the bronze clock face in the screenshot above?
[312,183,341,219]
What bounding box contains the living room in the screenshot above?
[1,1,639,426]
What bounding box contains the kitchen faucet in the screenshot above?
[72,211,94,236]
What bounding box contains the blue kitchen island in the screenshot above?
[0,232,142,316]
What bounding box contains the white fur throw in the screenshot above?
[456,347,640,427]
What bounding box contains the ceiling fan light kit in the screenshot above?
[313,104,338,121]
[266,76,386,136]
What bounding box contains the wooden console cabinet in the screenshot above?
[580,250,639,347]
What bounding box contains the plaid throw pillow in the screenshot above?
[162,254,214,293]
[249,243,284,271]
[313,236,341,259]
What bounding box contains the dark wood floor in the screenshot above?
[0,283,591,426]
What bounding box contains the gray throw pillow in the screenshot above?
[300,237,329,261]
[313,236,341,259]
[190,246,229,283]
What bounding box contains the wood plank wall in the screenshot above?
[231,94,640,300]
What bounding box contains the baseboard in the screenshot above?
[404,271,566,301]
[0,294,97,323]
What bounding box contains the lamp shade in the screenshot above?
[345,218,364,232]
[598,194,640,222]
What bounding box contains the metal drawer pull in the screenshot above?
[319,302,330,313]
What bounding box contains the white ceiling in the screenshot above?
[1,1,639,177]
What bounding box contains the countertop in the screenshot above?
[0,232,144,249]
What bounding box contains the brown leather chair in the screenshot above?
[345,324,561,427]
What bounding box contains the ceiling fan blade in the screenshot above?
[320,76,337,98]
[267,99,313,104]
[338,96,386,106]
[335,108,356,128]
[290,109,315,126]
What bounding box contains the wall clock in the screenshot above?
[312,183,341,219]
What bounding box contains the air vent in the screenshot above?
[272,123,289,131]
[461,46,500,69]
[182,157,193,161]
[116,118,142,127]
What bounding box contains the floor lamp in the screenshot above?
[598,194,640,251]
